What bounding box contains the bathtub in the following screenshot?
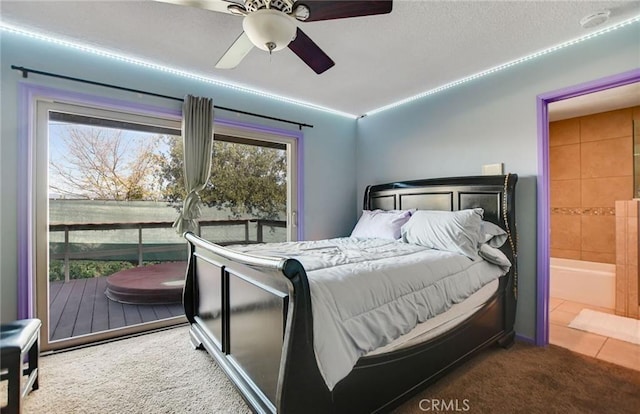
[550,258,616,309]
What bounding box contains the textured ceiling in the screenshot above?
[2,0,639,116]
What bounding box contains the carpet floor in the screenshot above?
[2,325,639,413]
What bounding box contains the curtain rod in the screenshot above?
[11,65,313,130]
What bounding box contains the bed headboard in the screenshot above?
[364,174,517,229]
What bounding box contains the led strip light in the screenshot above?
[2,15,638,119]
[0,22,358,119]
[364,15,640,117]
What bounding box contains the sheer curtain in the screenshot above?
[173,95,214,234]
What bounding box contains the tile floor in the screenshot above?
[549,297,640,371]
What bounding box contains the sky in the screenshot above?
[48,120,173,199]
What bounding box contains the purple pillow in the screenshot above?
[350,210,413,240]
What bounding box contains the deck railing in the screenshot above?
[49,219,286,282]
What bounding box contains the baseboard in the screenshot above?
[515,334,535,344]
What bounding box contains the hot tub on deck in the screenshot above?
[105,261,187,305]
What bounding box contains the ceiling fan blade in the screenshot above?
[153,0,242,15]
[294,0,392,22]
[287,28,335,74]
[215,32,254,69]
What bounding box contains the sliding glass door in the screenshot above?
[33,98,298,351]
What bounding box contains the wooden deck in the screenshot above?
[49,276,184,341]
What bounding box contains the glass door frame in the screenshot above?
[34,99,188,351]
[25,88,302,351]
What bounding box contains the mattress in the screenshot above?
[367,278,500,355]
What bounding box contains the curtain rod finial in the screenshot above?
[10,65,28,78]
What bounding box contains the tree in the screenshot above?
[159,138,287,220]
[50,126,164,200]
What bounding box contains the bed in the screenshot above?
[183,174,518,413]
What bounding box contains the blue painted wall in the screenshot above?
[356,25,640,339]
[0,32,357,321]
[2,23,639,341]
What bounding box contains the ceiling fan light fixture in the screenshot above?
[242,9,296,52]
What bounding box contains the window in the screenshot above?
[32,96,299,350]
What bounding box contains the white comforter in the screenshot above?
[231,237,509,390]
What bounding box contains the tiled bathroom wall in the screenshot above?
[550,106,639,264]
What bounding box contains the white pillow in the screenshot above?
[351,209,412,240]
[480,220,508,248]
[478,243,512,271]
[400,208,484,259]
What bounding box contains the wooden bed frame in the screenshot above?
[183,174,518,413]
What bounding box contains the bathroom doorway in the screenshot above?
[538,70,640,371]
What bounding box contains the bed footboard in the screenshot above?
[183,233,331,413]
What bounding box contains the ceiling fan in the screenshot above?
[155,0,393,74]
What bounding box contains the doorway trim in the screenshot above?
[535,68,640,346]
[17,83,305,329]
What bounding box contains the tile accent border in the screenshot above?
[551,207,616,216]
